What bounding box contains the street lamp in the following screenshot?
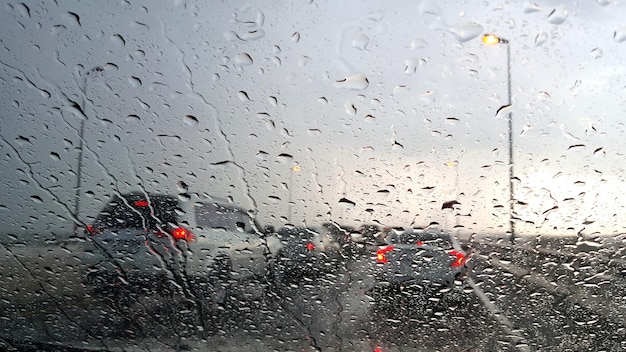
[482,33,515,243]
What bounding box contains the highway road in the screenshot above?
[1,236,626,351]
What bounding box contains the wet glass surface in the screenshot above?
[1,1,626,351]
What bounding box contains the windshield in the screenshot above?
[1,1,626,351]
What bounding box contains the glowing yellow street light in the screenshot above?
[482,33,509,45]
[292,165,301,172]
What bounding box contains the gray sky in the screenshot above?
[1,0,626,240]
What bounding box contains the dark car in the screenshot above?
[271,224,343,284]
[367,229,472,315]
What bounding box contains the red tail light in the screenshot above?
[376,246,394,264]
[306,242,315,251]
[449,250,466,267]
[86,225,100,235]
[170,227,193,241]
[134,200,149,207]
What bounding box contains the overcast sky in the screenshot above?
[1,0,626,240]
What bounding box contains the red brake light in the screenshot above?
[376,246,394,264]
[171,227,193,241]
[449,250,465,267]
[306,242,315,251]
[134,200,149,207]
[86,225,100,235]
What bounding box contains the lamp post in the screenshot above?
[482,33,515,243]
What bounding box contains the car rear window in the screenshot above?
[92,195,180,230]
[389,231,453,249]
[195,202,253,233]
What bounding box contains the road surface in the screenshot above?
[1,236,625,351]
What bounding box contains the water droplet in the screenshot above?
[49,152,60,161]
[240,29,265,41]
[291,32,301,42]
[392,140,404,151]
[345,103,357,116]
[184,115,199,126]
[568,144,585,151]
[238,91,252,101]
[419,90,435,105]
[614,26,626,43]
[393,85,410,94]
[111,34,126,46]
[127,114,141,122]
[129,76,142,88]
[338,198,356,209]
[334,73,369,91]
[65,11,81,26]
[364,114,375,122]
[277,153,293,164]
[307,129,322,136]
[235,53,254,66]
[534,32,548,46]
[590,47,603,59]
[31,195,43,204]
[419,0,441,16]
[178,193,191,202]
[547,6,568,25]
[523,1,541,13]
[597,0,611,5]
[537,91,551,102]
[448,22,483,43]
[16,3,30,18]
[410,39,428,50]
[495,104,512,118]
[298,55,311,68]
[352,34,370,50]
[405,58,421,75]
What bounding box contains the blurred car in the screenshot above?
[82,192,283,298]
[270,224,343,284]
[367,229,471,305]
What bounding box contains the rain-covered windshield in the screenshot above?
[2,1,626,351]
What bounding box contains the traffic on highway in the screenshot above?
[2,1,626,351]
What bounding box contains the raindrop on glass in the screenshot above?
[31,195,43,204]
[338,198,356,209]
[613,26,626,43]
[334,73,369,91]
[111,34,126,46]
[352,34,370,50]
[240,29,265,41]
[448,22,483,43]
[184,115,199,126]
[523,2,541,13]
[547,6,568,25]
[590,47,603,59]
[534,32,548,46]
[235,53,254,66]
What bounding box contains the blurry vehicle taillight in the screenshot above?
[86,225,100,235]
[306,242,315,251]
[376,246,394,264]
[448,250,466,267]
[170,227,193,241]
